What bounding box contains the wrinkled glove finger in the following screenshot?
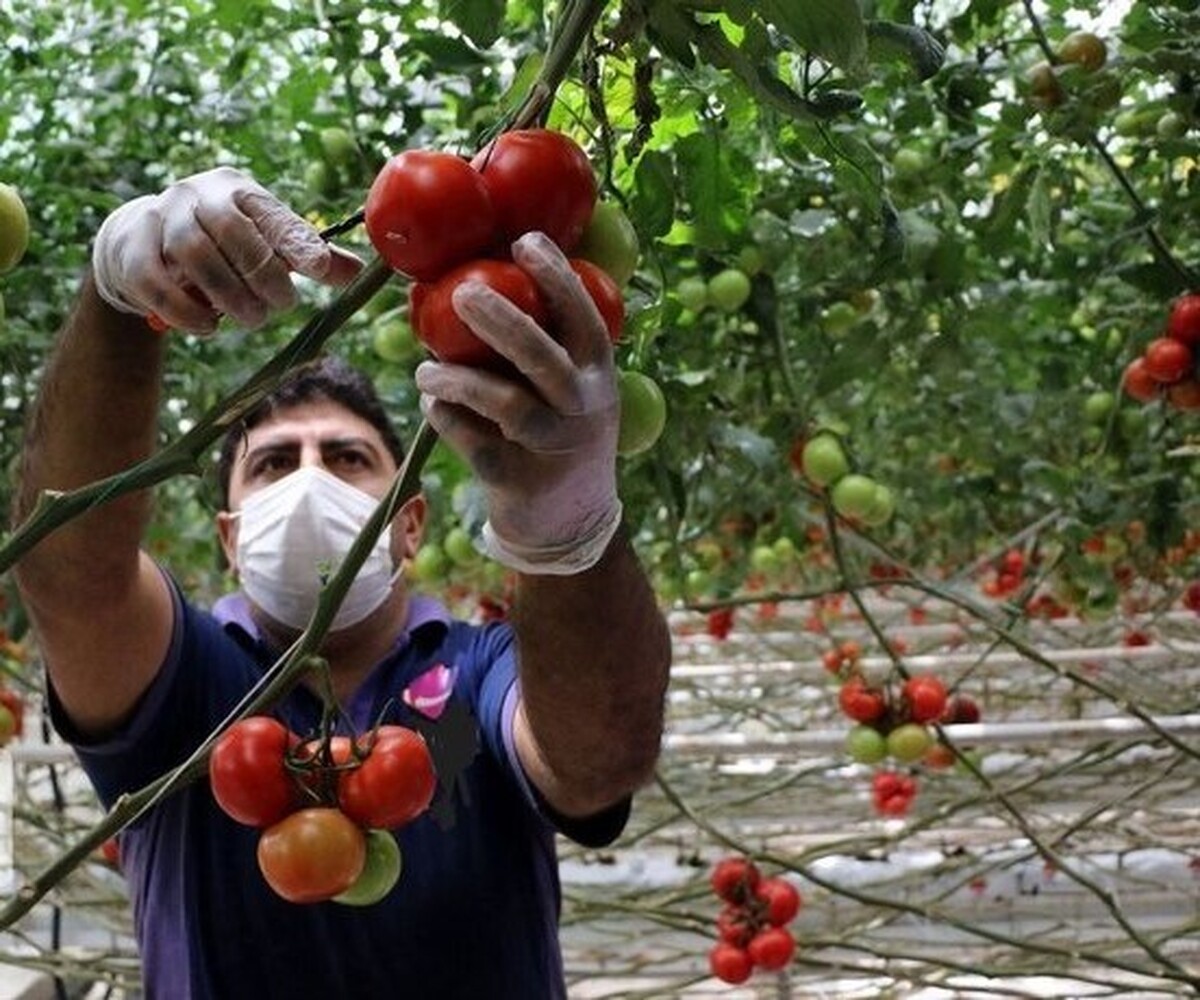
[415,360,598,455]
[160,207,269,328]
[450,281,586,415]
[512,231,613,367]
[238,189,346,285]
[116,219,221,333]
[417,393,518,484]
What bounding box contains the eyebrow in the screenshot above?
[240,435,385,469]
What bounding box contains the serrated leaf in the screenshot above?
[440,0,505,49]
[866,20,945,80]
[760,0,868,73]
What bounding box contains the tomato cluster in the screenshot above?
[832,643,983,817]
[1122,293,1200,411]
[799,432,896,529]
[0,685,24,745]
[364,129,626,369]
[980,547,1029,599]
[209,716,436,905]
[707,856,801,985]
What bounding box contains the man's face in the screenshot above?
[217,399,424,573]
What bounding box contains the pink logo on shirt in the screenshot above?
[403,663,457,720]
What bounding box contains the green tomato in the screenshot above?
[891,147,927,180]
[736,245,764,276]
[749,544,780,575]
[1083,390,1116,425]
[409,543,449,584]
[1157,111,1187,140]
[373,319,419,365]
[801,435,849,488]
[685,568,714,597]
[1057,31,1107,72]
[831,473,880,521]
[574,201,639,288]
[821,301,859,337]
[616,370,667,457]
[771,536,797,563]
[887,723,932,762]
[707,269,752,314]
[846,725,888,765]
[861,483,896,528]
[443,527,478,567]
[0,183,30,275]
[676,275,709,313]
[334,829,402,906]
[319,126,359,168]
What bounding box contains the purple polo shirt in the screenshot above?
[52,579,629,999]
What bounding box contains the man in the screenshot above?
[12,167,671,998]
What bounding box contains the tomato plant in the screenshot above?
[338,725,437,830]
[209,716,301,828]
[470,129,596,251]
[715,904,756,947]
[570,258,624,343]
[334,828,403,907]
[365,149,497,281]
[256,807,367,904]
[410,259,548,369]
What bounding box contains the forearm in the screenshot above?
[511,528,671,816]
[13,273,165,602]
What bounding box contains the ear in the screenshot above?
[216,510,239,574]
[392,493,427,564]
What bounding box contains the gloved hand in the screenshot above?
[92,167,361,333]
[414,231,622,576]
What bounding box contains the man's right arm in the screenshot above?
[12,278,174,738]
[12,167,362,739]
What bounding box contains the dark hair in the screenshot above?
[215,356,405,509]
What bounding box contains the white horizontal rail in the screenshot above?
[664,713,1200,755]
[671,641,1200,679]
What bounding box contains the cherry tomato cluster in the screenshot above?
[363,128,624,369]
[799,432,896,529]
[833,646,983,816]
[1123,293,1200,411]
[209,716,436,905]
[980,548,1029,599]
[707,856,801,985]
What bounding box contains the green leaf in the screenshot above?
[632,150,676,239]
[440,0,506,49]
[1027,169,1052,250]
[759,0,868,73]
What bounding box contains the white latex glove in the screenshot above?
[92,167,361,333]
[414,231,622,576]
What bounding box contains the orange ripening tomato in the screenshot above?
[257,807,366,904]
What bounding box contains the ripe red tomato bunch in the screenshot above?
[364,128,625,369]
[1123,293,1200,411]
[707,856,801,984]
[980,547,1028,599]
[209,716,436,905]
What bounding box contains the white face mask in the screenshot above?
[232,466,398,632]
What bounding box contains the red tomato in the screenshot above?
[1143,337,1194,384]
[1167,293,1200,346]
[365,150,497,281]
[410,259,548,369]
[209,716,301,828]
[338,726,437,830]
[1183,581,1200,614]
[715,904,757,947]
[838,677,887,724]
[941,694,981,725]
[710,856,761,904]
[754,877,802,927]
[470,129,597,251]
[570,258,624,342]
[705,607,735,641]
[903,674,948,724]
[708,942,753,984]
[293,734,355,804]
[1122,357,1161,402]
[1167,378,1200,411]
[256,807,366,904]
[747,926,796,971]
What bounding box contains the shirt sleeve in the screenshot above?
[470,622,632,849]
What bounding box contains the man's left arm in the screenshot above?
[415,230,671,819]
